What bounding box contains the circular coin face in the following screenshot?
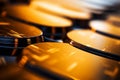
[0,18,42,38]
[0,18,43,56]
[19,42,120,80]
[5,5,72,27]
[66,29,120,61]
[30,1,91,19]
[90,20,120,39]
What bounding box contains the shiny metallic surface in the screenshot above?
[5,5,72,27]
[30,1,92,29]
[5,5,72,41]
[30,1,91,19]
[0,18,43,56]
[0,0,120,80]
[19,42,120,80]
[0,64,50,80]
[90,20,120,39]
[0,18,43,38]
[66,29,120,61]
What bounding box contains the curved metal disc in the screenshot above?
[0,18,43,56]
[30,1,91,19]
[90,20,120,39]
[20,42,120,80]
[5,5,72,27]
[66,29,120,61]
[0,18,43,46]
[0,18,42,38]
